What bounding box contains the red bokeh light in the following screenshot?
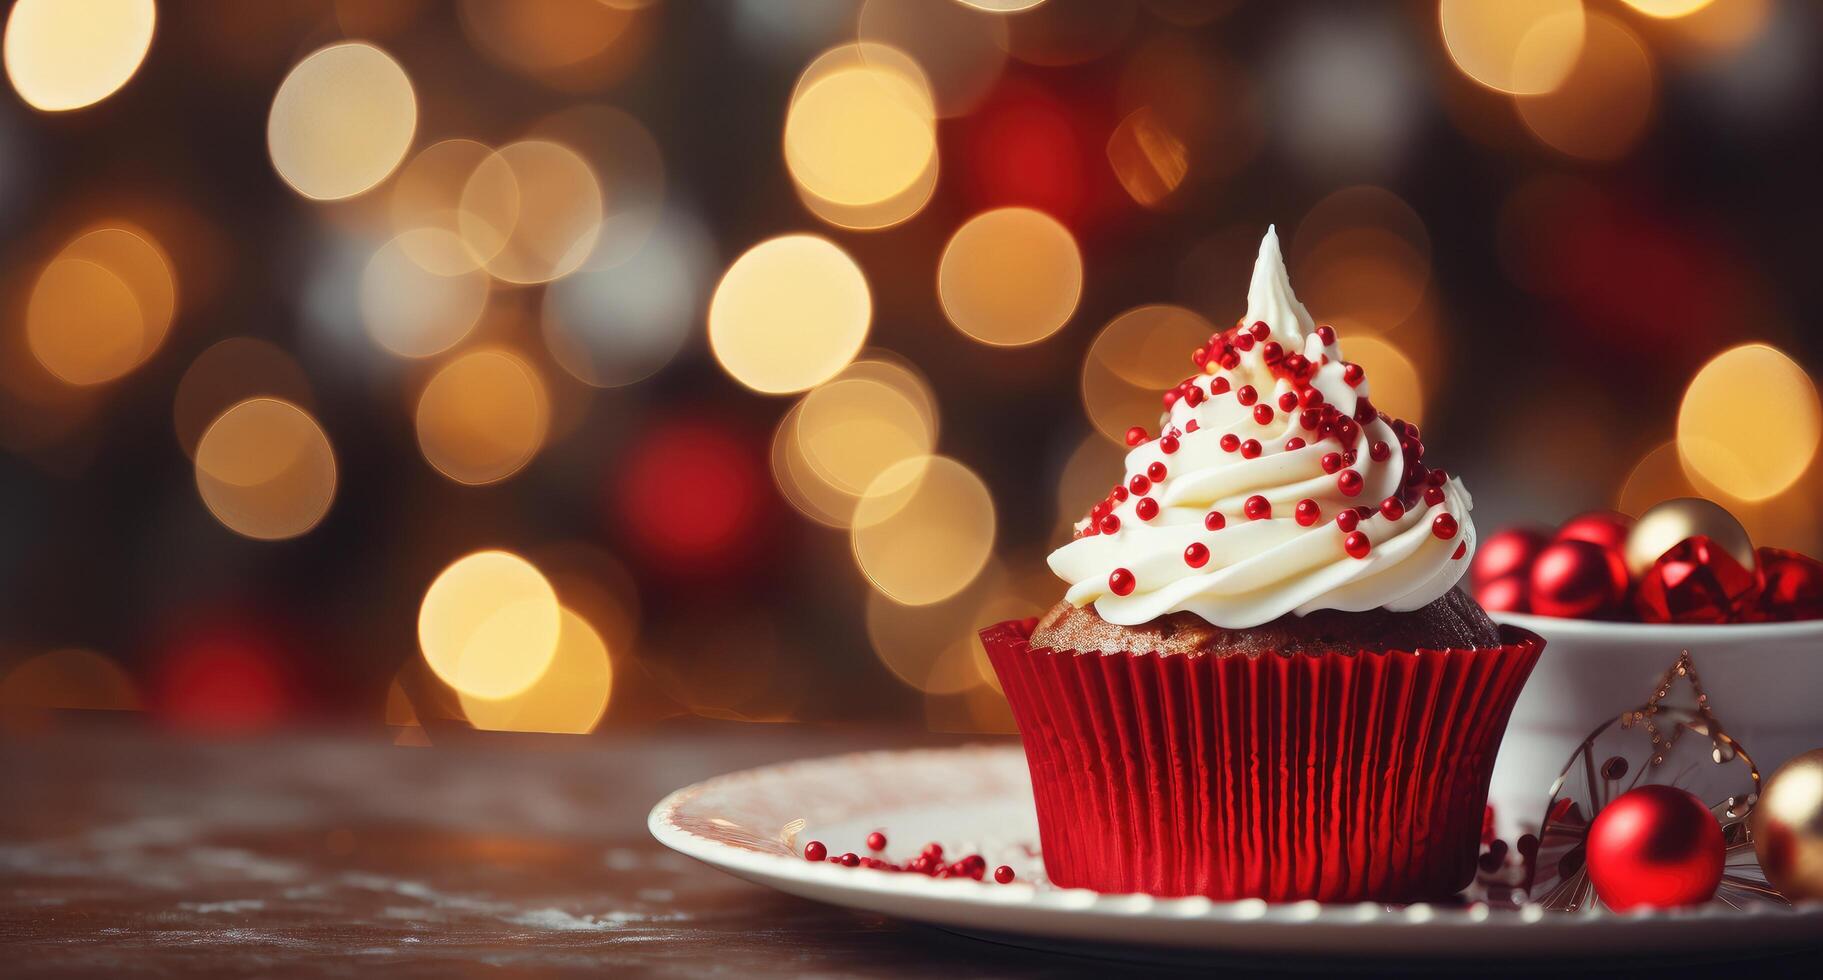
[152,623,290,733]
[610,416,776,578]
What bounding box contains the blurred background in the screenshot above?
[1,0,1819,739]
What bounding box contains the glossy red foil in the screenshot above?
[981,618,1542,902]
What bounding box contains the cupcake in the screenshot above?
[981,227,1542,903]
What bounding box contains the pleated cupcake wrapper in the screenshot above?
[981,618,1542,903]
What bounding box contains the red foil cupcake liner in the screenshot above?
[981,618,1542,902]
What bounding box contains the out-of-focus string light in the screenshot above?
[709,234,870,394]
[1106,107,1188,208]
[1516,12,1655,161]
[543,209,713,388]
[416,348,550,486]
[1438,0,1585,95]
[866,562,1010,695]
[785,43,937,222]
[1623,0,1717,21]
[938,207,1081,347]
[851,455,996,606]
[193,397,337,540]
[419,550,562,701]
[267,42,417,201]
[360,230,491,358]
[1678,343,1820,502]
[529,105,666,267]
[1080,304,1215,443]
[27,225,175,386]
[858,0,1007,118]
[459,607,612,734]
[3,0,155,112]
[458,0,646,90]
[1343,334,1424,427]
[0,649,140,714]
[1290,187,1431,336]
[390,138,497,275]
[459,140,603,285]
[796,363,937,501]
[173,338,315,459]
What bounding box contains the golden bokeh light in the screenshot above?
[1438,0,1585,95]
[194,398,337,540]
[1107,107,1189,208]
[1622,0,1717,19]
[1080,304,1215,443]
[459,140,604,285]
[360,230,491,358]
[458,0,641,89]
[1678,343,1821,502]
[26,225,176,387]
[1298,228,1430,335]
[173,338,315,458]
[416,348,550,486]
[1619,441,1696,518]
[866,564,1006,695]
[390,138,497,275]
[709,234,870,394]
[541,212,712,388]
[528,105,667,267]
[3,0,155,111]
[1515,13,1655,162]
[419,550,561,701]
[459,607,612,734]
[1622,441,1823,558]
[958,0,1048,12]
[1054,431,1126,543]
[785,45,936,209]
[938,208,1082,347]
[1345,334,1425,427]
[0,648,140,713]
[772,357,939,529]
[851,455,996,606]
[858,0,1007,118]
[267,42,417,201]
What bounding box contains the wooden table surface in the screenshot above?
[3,724,1818,978]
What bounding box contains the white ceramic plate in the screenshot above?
[649,743,1823,959]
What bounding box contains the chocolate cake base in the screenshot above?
[1029,587,1500,656]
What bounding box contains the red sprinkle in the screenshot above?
[805,841,827,862]
[1184,542,1209,568]
[1220,433,1241,453]
[840,852,860,867]
[1135,497,1159,521]
[1112,484,1129,502]
[1129,474,1151,495]
[1316,325,1336,345]
[1184,420,1199,433]
[1240,438,1261,458]
[1234,333,1255,352]
[1125,426,1147,447]
[994,865,1015,884]
[1250,321,1270,340]
[1261,341,1283,364]
[1244,495,1271,520]
[1159,435,1180,454]
[1300,387,1324,409]
[1369,440,1391,462]
[1295,499,1320,527]
[1099,514,1120,534]
[1299,408,1321,431]
[1432,513,1459,540]
[1380,497,1405,521]
[1278,391,1299,412]
[1344,531,1371,559]
[1210,376,1231,395]
[1337,470,1364,497]
[1253,404,1274,425]
[1162,389,1179,409]
[1183,385,1204,407]
[1284,437,1306,451]
[1109,568,1136,596]
[1147,461,1168,482]
[867,832,887,851]
[1204,511,1226,531]
[1342,362,1365,386]
[1321,452,1344,474]
[1336,510,1360,533]
[1453,542,1468,560]
[1423,485,1445,506]
[1237,385,1258,406]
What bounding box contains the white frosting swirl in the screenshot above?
[1051,226,1477,628]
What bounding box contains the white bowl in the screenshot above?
[1485,612,1823,832]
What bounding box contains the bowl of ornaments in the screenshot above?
[1471,496,1823,829]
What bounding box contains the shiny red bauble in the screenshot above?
[1471,527,1549,589]
[1475,575,1529,613]
[1635,536,1759,624]
[1555,510,1634,553]
[1754,547,1823,622]
[1586,785,1725,911]
[1528,539,1629,618]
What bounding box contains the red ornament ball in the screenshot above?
[1528,539,1628,619]
[1586,785,1724,912]
[1472,527,1549,589]
[1555,510,1634,553]
[1475,575,1529,613]
[1635,535,1759,624]
[1754,547,1823,622]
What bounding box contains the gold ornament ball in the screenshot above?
[1624,497,1755,577]
[1751,748,1823,901]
